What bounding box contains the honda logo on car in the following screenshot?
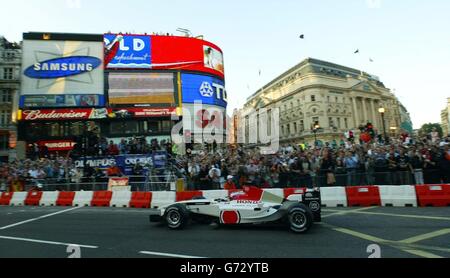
[24,56,102,79]
[199,81,227,102]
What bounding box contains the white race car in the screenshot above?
[149,186,321,233]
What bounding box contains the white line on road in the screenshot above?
[139,251,206,258]
[0,207,83,230]
[0,235,98,249]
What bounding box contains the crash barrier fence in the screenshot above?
[0,170,445,193]
[1,184,449,208]
[3,174,179,193]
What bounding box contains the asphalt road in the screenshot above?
[0,205,449,258]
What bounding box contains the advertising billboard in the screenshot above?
[20,39,104,107]
[104,34,151,69]
[182,103,227,135]
[19,108,109,121]
[151,36,224,79]
[104,34,224,79]
[107,72,177,107]
[20,94,105,108]
[181,73,227,108]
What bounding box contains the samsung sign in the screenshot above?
[24,56,102,79]
[181,73,227,108]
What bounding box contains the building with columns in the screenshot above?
[0,36,21,162]
[239,58,411,146]
[441,98,450,136]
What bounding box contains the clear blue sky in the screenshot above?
[2,0,449,128]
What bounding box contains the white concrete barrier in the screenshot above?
[110,191,132,208]
[73,191,94,207]
[39,191,59,206]
[321,187,348,207]
[202,190,228,200]
[379,185,417,207]
[151,191,176,209]
[10,192,28,206]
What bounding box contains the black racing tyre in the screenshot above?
[164,204,190,230]
[287,204,314,234]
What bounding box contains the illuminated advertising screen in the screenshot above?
[104,34,151,69]
[181,73,227,108]
[104,34,224,79]
[107,72,177,107]
[21,39,104,105]
[20,94,105,108]
[151,36,224,79]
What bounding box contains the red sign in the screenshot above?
[151,36,224,79]
[105,34,224,79]
[38,140,76,151]
[21,108,108,121]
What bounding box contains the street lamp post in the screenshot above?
[378,108,388,144]
[312,123,320,147]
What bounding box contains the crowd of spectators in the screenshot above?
[2,132,450,192]
[177,134,450,190]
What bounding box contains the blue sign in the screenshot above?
[181,73,227,108]
[75,152,168,176]
[104,34,151,69]
[24,56,102,79]
[20,95,105,108]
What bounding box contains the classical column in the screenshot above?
[362,98,368,125]
[369,99,376,125]
[352,97,360,128]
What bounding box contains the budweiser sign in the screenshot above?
[21,109,108,121]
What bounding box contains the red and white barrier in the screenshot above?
[110,191,132,208]
[39,191,59,206]
[1,185,449,208]
[321,187,347,207]
[379,185,417,207]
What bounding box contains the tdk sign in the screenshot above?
[199,81,227,102]
[182,73,227,108]
[24,56,102,79]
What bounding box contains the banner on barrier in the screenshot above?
[74,152,168,175]
[108,178,130,191]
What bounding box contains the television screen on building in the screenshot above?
[107,72,177,107]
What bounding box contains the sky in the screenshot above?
[1,0,449,129]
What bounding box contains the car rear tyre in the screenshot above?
[287,204,313,234]
[164,204,190,230]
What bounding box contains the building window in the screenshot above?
[335,96,338,103]
[294,122,298,134]
[3,68,14,80]
[337,118,341,128]
[311,95,316,102]
[287,124,291,134]
[312,117,319,127]
[327,96,330,103]
[329,117,334,127]
[0,135,8,151]
[0,90,12,103]
[281,125,285,136]
[344,118,348,129]
[300,120,304,132]
[0,110,11,127]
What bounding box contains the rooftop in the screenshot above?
[247,58,385,101]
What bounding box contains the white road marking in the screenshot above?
[0,235,98,249]
[0,207,83,230]
[322,209,450,221]
[139,251,206,258]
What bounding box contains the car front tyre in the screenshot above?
[164,204,190,230]
[287,204,313,234]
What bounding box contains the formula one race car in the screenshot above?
[149,186,321,233]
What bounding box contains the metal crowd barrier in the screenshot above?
[22,174,180,192]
